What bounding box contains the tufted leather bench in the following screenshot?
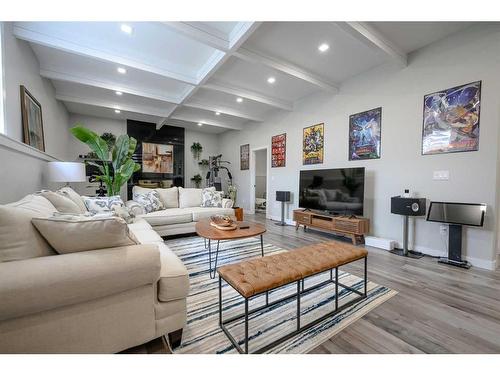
[217,240,368,353]
[218,241,367,298]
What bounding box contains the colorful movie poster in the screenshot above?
[271,133,286,167]
[349,107,382,160]
[422,81,481,155]
[240,144,250,170]
[303,123,324,165]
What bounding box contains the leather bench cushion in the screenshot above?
[190,207,235,221]
[218,241,368,298]
[157,243,190,302]
[139,208,193,226]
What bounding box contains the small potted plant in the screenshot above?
[198,158,209,167]
[191,174,202,188]
[190,142,203,160]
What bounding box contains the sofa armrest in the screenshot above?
[126,200,146,216]
[0,244,160,321]
[222,198,234,208]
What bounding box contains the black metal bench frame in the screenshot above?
[218,255,367,354]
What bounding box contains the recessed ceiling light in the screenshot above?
[267,77,276,84]
[120,24,133,35]
[117,67,127,74]
[197,122,203,127]
[215,111,221,116]
[318,43,330,53]
[236,97,243,103]
[114,109,121,114]
[115,91,123,96]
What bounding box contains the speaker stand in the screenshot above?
[438,224,471,269]
[390,215,424,259]
[275,201,287,226]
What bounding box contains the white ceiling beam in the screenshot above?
[40,69,182,104]
[336,22,407,68]
[233,48,339,93]
[203,80,293,111]
[161,22,230,51]
[170,115,243,131]
[13,24,198,85]
[56,94,174,118]
[183,101,265,122]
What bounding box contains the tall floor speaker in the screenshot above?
[275,191,291,226]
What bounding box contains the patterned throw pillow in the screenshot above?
[133,190,164,214]
[201,188,223,208]
[83,195,124,214]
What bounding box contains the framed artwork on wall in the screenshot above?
[349,107,382,160]
[142,142,174,173]
[422,81,481,155]
[240,144,250,170]
[303,123,324,165]
[20,85,45,152]
[271,133,286,167]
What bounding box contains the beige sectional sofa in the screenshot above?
[129,186,235,236]
[0,191,190,353]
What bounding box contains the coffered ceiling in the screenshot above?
[13,21,474,133]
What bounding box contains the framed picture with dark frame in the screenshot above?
[422,81,481,155]
[20,85,45,152]
[349,107,382,160]
[271,133,286,167]
[240,144,250,170]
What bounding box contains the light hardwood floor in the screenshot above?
[123,213,500,354]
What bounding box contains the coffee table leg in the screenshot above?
[209,240,220,279]
[260,235,264,257]
[204,238,207,249]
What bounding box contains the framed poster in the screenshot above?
[240,144,249,170]
[422,81,481,155]
[142,142,174,173]
[303,123,324,165]
[20,85,45,152]
[349,107,382,160]
[271,133,286,168]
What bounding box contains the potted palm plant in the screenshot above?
[70,125,140,197]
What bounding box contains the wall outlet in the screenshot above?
[439,224,448,235]
[433,170,450,180]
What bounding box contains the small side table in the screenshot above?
[234,207,244,221]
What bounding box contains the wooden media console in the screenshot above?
[293,209,370,245]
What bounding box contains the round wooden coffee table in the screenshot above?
[195,219,266,279]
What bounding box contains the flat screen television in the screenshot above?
[299,167,365,216]
[426,201,486,227]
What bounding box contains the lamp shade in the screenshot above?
[48,162,86,183]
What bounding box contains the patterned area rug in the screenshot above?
[165,236,397,354]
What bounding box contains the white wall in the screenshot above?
[184,129,220,188]
[0,22,70,203]
[219,24,500,269]
[255,148,267,198]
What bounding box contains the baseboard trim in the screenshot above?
[267,215,294,225]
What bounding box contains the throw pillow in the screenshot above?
[83,195,124,214]
[0,195,57,262]
[133,190,164,214]
[179,187,213,208]
[113,205,135,224]
[132,185,179,208]
[56,186,87,213]
[39,191,82,214]
[201,188,223,208]
[31,216,138,254]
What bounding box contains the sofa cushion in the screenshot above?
[0,195,57,262]
[57,186,87,213]
[139,208,193,226]
[39,191,83,214]
[32,216,138,254]
[178,187,205,208]
[128,222,164,244]
[133,186,179,208]
[189,206,235,221]
[157,243,189,302]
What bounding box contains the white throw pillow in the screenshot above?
[83,195,124,214]
[201,188,223,208]
[57,186,87,213]
[179,187,212,208]
[133,190,164,214]
[32,215,138,254]
[132,186,178,208]
[39,191,82,214]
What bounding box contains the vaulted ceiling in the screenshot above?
[13,21,473,133]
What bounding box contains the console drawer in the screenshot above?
[294,212,311,224]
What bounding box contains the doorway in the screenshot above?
[250,147,268,217]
